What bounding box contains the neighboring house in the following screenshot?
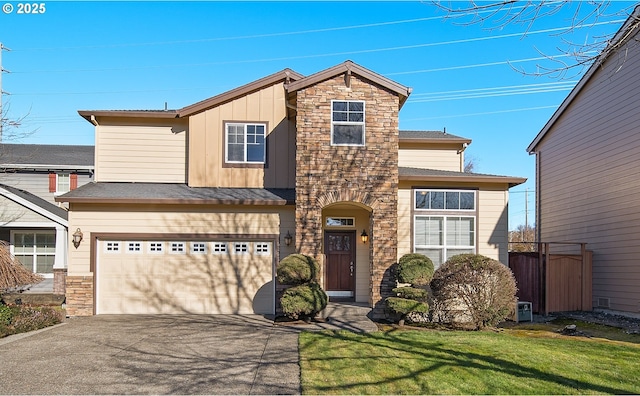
[58,60,525,317]
[0,144,94,291]
[527,8,640,314]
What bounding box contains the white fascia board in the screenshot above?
[0,187,68,227]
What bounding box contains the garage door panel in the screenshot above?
[97,239,274,315]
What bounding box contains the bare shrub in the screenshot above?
[0,241,43,293]
[431,254,517,330]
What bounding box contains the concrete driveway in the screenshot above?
[0,315,301,395]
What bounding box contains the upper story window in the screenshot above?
[415,190,475,211]
[331,100,365,146]
[49,172,78,194]
[225,123,266,164]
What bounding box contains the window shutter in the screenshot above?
[48,173,56,192]
[70,174,78,190]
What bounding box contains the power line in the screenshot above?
[403,105,560,121]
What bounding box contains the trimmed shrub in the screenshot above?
[431,254,517,330]
[0,304,64,338]
[280,283,328,320]
[276,254,320,285]
[392,286,427,300]
[397,254,434,286]
[385,297,428,316]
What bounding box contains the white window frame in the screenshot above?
[414,189,476,211]
[126,241,143,254]
[104,241,121,253]
[169,242,186,254]
[331,100,365,146]
[233,242,249,255]
[211,242,227,254]
[55,173,70,195]
[10,230,56,274]
[148,242,164,254]
[225,122,267,164]
[190,242,207,254]
[255,242,271,255]
[413,215,476,267]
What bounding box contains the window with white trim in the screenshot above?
[331,100,365,146]
[233,242,249,255]
[105,241,121,253]
[415,189,475,211]
[170,242,186,254]
[190,242,207,254]
[12,231,56,274]
[414,215,475,268]
[126,242,143,253]
[255,242,271,255]
[211,242,227,254]
[225,123,266,164]
[57,173,70,193]
[148,242,164,253]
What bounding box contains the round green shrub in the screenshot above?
[276,254,320,285]
[392,286,427,301]
[430,253,517,330]
[280,282,328,320]
[397,253,434,286]
[385,297,428,316]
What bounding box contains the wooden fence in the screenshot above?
[508,243,592,314]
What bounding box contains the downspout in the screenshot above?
[458,142,468,172]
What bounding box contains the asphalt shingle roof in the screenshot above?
[0,144,94,168]
[0,184,68,220]
[399,130,470,141]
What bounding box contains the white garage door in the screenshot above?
[96,239,274,315]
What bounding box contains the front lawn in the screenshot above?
[299,328,640,394]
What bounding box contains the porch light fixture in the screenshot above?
[72,228,83,249]
[284,231,293,247]
[361,229,369,244]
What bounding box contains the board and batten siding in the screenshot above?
[67,203,293,275]
[534,34,640,313]
[399,143,462,172]
[188,82,295,189]
[95,122,186,183]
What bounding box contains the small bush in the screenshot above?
[385,297,428,316]
[0,304,64,338]
[431,254,517,330]
[280,283,328,320]
[397,253,434,286]
[392,286,427,300]
[276,254,320,285]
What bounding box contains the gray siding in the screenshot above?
[535,36,640,313]
[0,172,93,205]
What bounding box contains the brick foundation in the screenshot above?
[65,276,94,316]
[53,268,67,296]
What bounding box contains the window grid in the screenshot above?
[57,173,70,194]
[105,241,120,253]
[415,189,476,211]
[126,242,142,253]
[170,242,186,254]
[211,242,227,254]
[414,215,475,268]
[331,100,365,146]
[225,123,266,164]
[190,242,207,254]
[255,242,270,255]
[12,231,56,274]
[148,242,164,253]
[234,242,249,254]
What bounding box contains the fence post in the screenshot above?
[544,242,550,315]
[581,243,586,310]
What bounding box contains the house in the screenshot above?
[527,8,640,314]
[58,61,525,317]
[0,144,94,294]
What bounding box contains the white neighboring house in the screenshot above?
[0,144,94,292]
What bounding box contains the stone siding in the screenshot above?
[53,268,67,296]
[294,73,399,318]
[65,276,93,316]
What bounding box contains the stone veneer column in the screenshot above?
[294,74,399,318]
[65,276,94,316]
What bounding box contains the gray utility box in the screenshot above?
[517,301,533,322]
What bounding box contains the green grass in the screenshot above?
[299,328,640,394]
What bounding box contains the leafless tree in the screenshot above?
[509,224,536,252]
[0,241,42,294]
[431,1,639,78]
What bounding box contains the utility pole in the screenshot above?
[525,187,529,236]
[0,42,10,142]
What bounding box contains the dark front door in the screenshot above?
[325,231,356,296]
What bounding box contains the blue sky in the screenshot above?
[1,1,636,229]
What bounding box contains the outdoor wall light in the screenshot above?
[72,228,83,249]
[284,231,293,247]
[361,229,369,244]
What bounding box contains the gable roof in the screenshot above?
[399,167,526,187]
[285,60,412,108]
[0,144,94,170]
[399,130,471,144]
[0,184,68,224]
[527,6,640,152]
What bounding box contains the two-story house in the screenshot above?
[58,61,525,317]
[0,144,94,293]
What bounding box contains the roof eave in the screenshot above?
[78,110,179,124]
[400,174,527,188]
[399,138,472,145]
[55,197,293,206]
